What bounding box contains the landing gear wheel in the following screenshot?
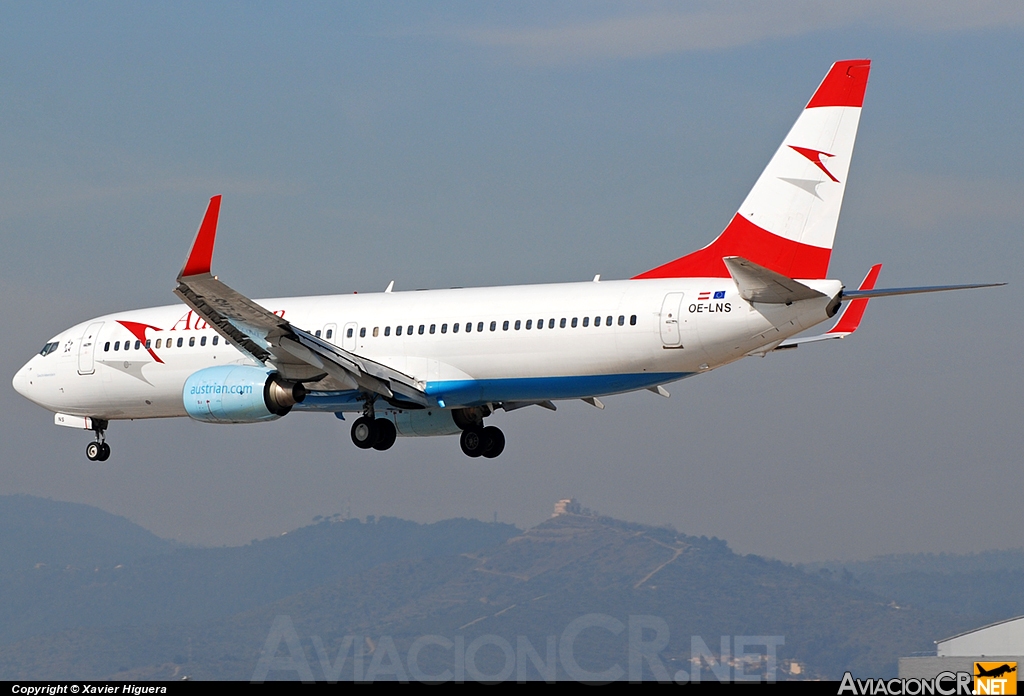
[97,443,111,461]
[86,442,101,461]
[372,419,397,451]
[460,428,486,458]
[481,426,505,458]
[351,417,377,449]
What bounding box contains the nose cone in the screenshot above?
[12,360,34,400]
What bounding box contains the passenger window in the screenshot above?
[618,315,624,326]
[315,330,321,337]
[594,316,601,326]
[346,328,354,338]
[630,314,637,326]
[453,323,459,333]
[104,342,111,352]
[373,327,379,337]
[441,323,448,334]
[537,319,544,330]
[606,316,613,326]
[503,320,509,331]
[326,329,334,339]
[418,325,425,335]
[571,317,578,328]
[430,324,436,334]
[407,325,414,335]
[583,317,589,327]
[466,322,472,333]
[155,339,162,349]
[489,321,496,332]
[177,337,184,347]
[396,325,403,336]
[559,318,566,328]
[189,337,195,347]
[200,336,207,346]
[515,320,521,330]
[526,320,532,330]
[212,336,219,345]
[477,322,484,332]
[146,339,152,349]
[360,327,366,338]
[385,326,391,336]
[114,341,120,351]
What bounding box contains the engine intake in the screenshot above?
[183,366,306,424]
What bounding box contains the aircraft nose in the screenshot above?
[12,361,33,399]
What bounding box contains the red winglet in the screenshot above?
[806,60,871,109]
[180,195,222,278]
[829,263,881,334]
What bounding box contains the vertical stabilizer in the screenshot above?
[635,60,870,280]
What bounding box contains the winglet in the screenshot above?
[828,263,881,335]
[179,195,222,278]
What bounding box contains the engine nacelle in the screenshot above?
[183,366,306,424]
[385,409,462,437]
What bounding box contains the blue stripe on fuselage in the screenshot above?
[427,372,689,406]
[295,372,690,412]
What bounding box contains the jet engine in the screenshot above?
[183,365,306,424]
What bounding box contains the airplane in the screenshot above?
[12,59,1003,461]
[975,664,1016,679]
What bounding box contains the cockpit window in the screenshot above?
[39,342,59,357]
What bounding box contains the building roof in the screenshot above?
[937,615,1024,657]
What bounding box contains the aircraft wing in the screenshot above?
[173,196,429,408]
[774,263,881,350]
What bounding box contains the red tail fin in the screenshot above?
[634,60,870,281]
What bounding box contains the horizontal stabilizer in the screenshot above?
[723,256,825,304]
[774,263,880,351]
[842,282,1005,300]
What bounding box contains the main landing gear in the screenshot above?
[459,426,505,459]
[454,406,505,459]
[85,419,110,461]
[350,401,397,451]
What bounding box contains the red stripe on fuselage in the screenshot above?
[116,320,165,364]
[632,214,831,280]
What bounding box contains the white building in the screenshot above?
[900,615,1024,679]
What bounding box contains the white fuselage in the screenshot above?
[13,277,841,421]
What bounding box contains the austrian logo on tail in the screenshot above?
[789,146,840,183]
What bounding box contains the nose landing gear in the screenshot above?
[85,420,110,461]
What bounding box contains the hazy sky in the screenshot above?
[2,2,1021,562]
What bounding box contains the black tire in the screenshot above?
[351,417,377,449]
[97,443,111,461]
[481,426,505,458]
[372,419,397,451]
[460,428,486,458]
[86,442,100,461]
